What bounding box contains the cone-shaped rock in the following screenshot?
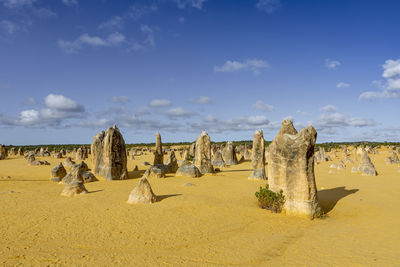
[194,131,213,174]
[358,151,377,176]
[268,119,321,219]
[91,125,128,180]
[153,132,163,165]
[127,177,156,204]
[249,130,266,180]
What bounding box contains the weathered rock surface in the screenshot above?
[127,177,156,204]
[0,145,7,160]
[51,163,67,182]
[211,151,225,167]
[81,171,98,183]
[64,157,76,169]
[222,141,238,165]
[267,119,321,219]
[194,131,213,174]
[60,182,88,197]
[91,125,128,180]
[165,151,178,173]
[358,151,378,176]
[249,130,266,180]
[153,132,163,165]
[144,165,167,179]
[176,161,201,178]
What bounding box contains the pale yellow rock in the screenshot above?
[268,119,321,219]
[127,177,156,204]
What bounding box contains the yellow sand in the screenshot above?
[0,150,399,266]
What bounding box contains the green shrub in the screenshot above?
[255,185,285,213]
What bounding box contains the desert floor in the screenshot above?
[0,149,399,266]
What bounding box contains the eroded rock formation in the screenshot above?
[249,130,266,180]
[267,119,321,219]
[91,125,128,180]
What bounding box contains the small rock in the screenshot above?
[60,182,88,197]
[127,177,156,204]
[183,183,195,187]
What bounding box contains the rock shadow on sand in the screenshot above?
[318,186,359,213]
[156,194,182,202]
[127,170,146,179]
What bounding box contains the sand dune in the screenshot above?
[0,149,399,266]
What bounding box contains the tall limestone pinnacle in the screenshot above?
[194,130,213,174]
[267,119,322,219]
[153,131,163,165]
[91,125,128,180]
[249,130,266,180]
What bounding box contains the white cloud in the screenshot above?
[58,32,127,53]
[149,99,172,107]
[359,58,400,100]
[189,115,270,133]
[165,107,196,118]
[320,104,337,113]
[62,0,77,6]
[173,0,207,9]
[127,3,158,20]
[325,58,341,70]
[98,16,123,30]
[311,106,376,135]
[10,94,86,127]
[131,24,156,51]
[190,96,214,104]
[1,0,34,8]
[0,20,17,34]
[336,82,350,88]
[79,34,108,47]
[252,100,275,111]
[109,96,130,104]
[256,0,281,13]
[45,94,84,112]
[107,32,126,45]
[214,59,269,75]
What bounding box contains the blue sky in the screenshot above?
[0,0,399,145]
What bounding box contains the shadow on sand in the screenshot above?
[127,170,146,179]
[88,190,103,194]
[220,169,252,173]
[318,186,359,213]
[156,194,182,202]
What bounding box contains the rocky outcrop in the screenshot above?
[51,163,67,182]
[64,157,76,170]
[249,130,266,180]
[144,165,167,179]
[127,177,156,204]
[222,141,238,165]
[91,125,128,180]
[267,119,321,219]
[153,132,163,165]
[211,151,225,167]
[60,182,88,197]
[194,131,213,174]
[176,161,201,178]
[165,151,178,173]
[358,151,377,176]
